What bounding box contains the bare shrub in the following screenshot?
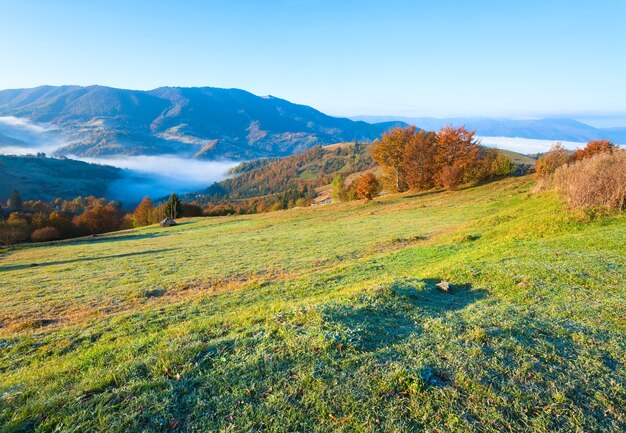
[0,219,30,245]
[31,227,61,242]
[553,150,626,210]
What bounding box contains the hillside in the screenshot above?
[184,142,374,203]
[0,154,123,203]
[1,176,624,432]
[184,143,535,204]
[0,86,403,159]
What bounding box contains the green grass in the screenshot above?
[493,149,537,166]
[1,176,625,432]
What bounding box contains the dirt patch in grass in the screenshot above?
[368,234,431,255]
[0,270,296,335]
[4,317,58,333]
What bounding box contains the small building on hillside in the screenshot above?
[160,218,177,227]
[312,191,332,206]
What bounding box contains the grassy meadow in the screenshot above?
[0,176,625,432]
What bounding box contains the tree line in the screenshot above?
[0,192,194,245]
[330,125,514,203]
[373,125,514,192]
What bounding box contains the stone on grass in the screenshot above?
[436,281,452,293]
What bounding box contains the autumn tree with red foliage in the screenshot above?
[356,173,382,201]
[402,130,438,190]
[435,125,481,189]
[73,203,122,235]
[536,143,569,179]
[373,125,506,192]
[570,139,616,162]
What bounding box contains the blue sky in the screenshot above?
[1,0,625,121]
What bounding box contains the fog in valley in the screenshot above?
[78,156,238,204]
[0,116,238,204]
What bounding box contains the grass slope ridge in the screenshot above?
[0,85,404,159]
[0,177,624,432]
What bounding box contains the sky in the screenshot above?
[1,0,625,122]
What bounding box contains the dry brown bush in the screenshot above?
[31,226,61,242]
[535,142,569,179]
[553,150,626,210]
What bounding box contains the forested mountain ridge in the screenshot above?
[0,85,404,159]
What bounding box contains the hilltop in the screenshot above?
[0,86,403,159]
[1,176,624,432]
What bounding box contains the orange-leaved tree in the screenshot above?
[402,130,438,190]
[355,173,382,201]
[571,139,616,162]
[73,203,122,235]
[371,126,417,192]
[435,125,480,190]
[133,197,155,227]
[536,142,569,179]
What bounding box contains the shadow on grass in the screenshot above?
[0,248,178,272]
[322,278,486,352]
[62,230,173,246]
[401,189,444,200]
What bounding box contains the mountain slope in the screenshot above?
[0,86,404,159]
[1,177,624,432]
[185,142,374,202]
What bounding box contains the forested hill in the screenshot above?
[182,142,536,205]
[0,154,123,202]
[0,85,404,159]
[183,142,375,203]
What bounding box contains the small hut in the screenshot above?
[160,218,177,227]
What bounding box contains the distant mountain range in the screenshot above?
[351,116,626,144]
[2,85,624,162]
[0,85,403,160]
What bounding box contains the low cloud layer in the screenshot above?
[0,116,238,205]
[75,155,239,205]
[0,116,65,155]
